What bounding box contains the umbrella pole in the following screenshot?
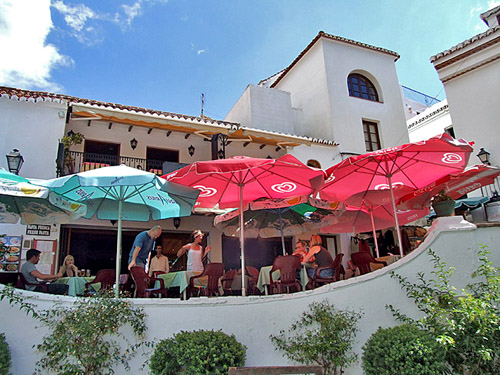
[239,184,246,296]
[115,199,123,297]
[369,209,380,258]
[278,209,286,255]
[387,175,404,257]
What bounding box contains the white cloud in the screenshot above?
[488,1,500,8]
[0,0,72,91]
[191,43,207,56]
[197,49,206,55]
[122,1,143,26]
[52,0,96,32]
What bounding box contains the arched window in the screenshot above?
[347,74,379,102]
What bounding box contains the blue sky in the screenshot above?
[0,0,498,119]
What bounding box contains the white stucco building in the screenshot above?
[226,31,410,169]
[430,5,500,167]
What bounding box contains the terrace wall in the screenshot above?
[2,217,500,375]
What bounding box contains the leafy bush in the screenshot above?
[0,332,11,375]
[150,329,246,375]
[362,324,447,375]
[270,300,362,375]
[388,246,500,375]
[0,286,149,375]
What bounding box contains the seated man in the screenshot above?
[20,249,68,295]
[292,240,308,262]
[148,244,170,276]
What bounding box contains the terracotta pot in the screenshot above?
[432,200,455,217]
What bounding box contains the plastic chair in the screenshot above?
[129,266,167,298]
[189,263,224,297]
[221,269,237,295]
[119,274,133,294]
[350,251,387,275]
[269,255,302,294]
[84,269,116,295]
[244,266,260,295]
[312,253,345,288]
[18,272,48,292]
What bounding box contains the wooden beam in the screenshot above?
[128,125,133,132]
[185,134,190,139]
[243,142,250,147]
[148,128,153,134]
[259,144,266,149]
[108,123,113,129]
[166,131,172,137]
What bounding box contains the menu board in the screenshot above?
[0,236,22,273]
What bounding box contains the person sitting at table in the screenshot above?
[148,244,170,276]
[57,255,79,277]
[21,249,68,295]
[177,229,211,272]
[301,234,335,279]
[292,240,308,262]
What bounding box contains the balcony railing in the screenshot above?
[62,151,186,176]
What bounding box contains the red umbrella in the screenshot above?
[399,164,500,210]
[320,205,430,242]
[319,133,473,255]
[163,154,325,295]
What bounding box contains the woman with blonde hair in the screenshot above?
[57,255,79,277]
[302,234,335,279]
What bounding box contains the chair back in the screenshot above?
[332,253,344,276]
[18,272,48,292]
[222,269,237,293]
[92,269,116,290]
[130,266,151,297]
[271,256,301,283]
[351,251,377,275]
[204,263,224,293]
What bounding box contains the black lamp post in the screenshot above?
[477,148,491,165]
[6,149,24,175]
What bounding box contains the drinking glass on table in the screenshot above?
[86,269,91,277]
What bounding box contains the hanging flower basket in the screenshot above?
[432,190,455,217]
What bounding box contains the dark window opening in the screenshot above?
[445,126,455,138]
[146,147,179,171]
[84,140,120,165]
[363,120,381,151]
[348,74,379,102]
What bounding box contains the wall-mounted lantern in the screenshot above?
[477,148,491,165]
[6,149,24,175]
[188,145,195,157]
[130,138,138,150]
[173,217,181,229]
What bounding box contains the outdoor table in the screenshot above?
[53,276,101,296]
[155,271,202,299]
[256,265,308,295]
[371,255,401,271]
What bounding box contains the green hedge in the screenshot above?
[362,324,447,375]
[0,333,11,375]
[150,329,246,375]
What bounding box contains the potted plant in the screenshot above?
[431,190,455,217]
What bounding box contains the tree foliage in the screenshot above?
[388,246,500,375]
[0,286,150,375]
[270,300,362,375]
[150,329,246,375]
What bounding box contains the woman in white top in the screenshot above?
[177,230,211,272]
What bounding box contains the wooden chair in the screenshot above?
[312,253,345,288]
[350,251,387,275]
[84,269,115,296]
[245,266,260,295]
[129,266,167,298]
[269,256,302,294]
[18,272,48,292]
[189,263,224,297]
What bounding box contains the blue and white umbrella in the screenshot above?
[38,165,200,295]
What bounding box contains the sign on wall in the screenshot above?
[26,224,51,236]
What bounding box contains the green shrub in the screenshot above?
[388,246,500,375]
[0,333,11,375]
[150,329,246,375]
[270,300,362,375]
[362,324,447,375]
